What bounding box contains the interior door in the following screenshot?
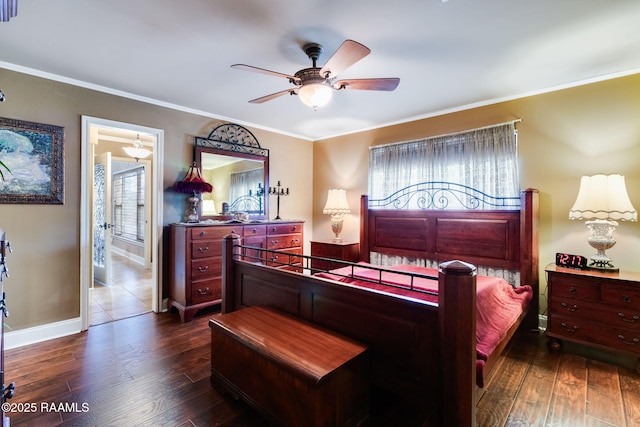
[93,152,112,286]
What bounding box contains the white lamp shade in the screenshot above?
[202,199,217,215]
[569,174,637,221]
[323,189,350,215]
[298,83,333,109]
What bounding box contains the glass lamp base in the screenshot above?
[586,219,619,273]
[185,194,201,223]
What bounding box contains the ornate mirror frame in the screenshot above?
[195,123,269,219]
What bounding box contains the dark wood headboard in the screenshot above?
[360,188,540,329]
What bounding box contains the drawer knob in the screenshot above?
[252,228,257,233]
[622,295,632,303]
[197,287,210,295]
[617,334,639,346]
[197,265,209,272]
[569,287,577,295]
[561,302,578,312]
[198,246,209,253]
[199,231,206,236]
[618,312,639,323]
[560,322,579,333]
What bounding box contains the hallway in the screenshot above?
[89,252,152,325]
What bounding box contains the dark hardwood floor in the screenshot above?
[4,309,640,426]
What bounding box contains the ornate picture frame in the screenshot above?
[0,116,65,204]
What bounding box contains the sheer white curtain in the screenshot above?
[229,168,263,203]
[368,123,519,203]
[367,122,521,285]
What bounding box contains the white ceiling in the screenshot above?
[1,0,640,141]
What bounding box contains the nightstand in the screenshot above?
[310,241,360,271]
[545,264,640,368]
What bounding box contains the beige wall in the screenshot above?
[2,65,639,333]
[313,73,640,313]
[0,68,312,332]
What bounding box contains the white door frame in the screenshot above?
[80,116,165,331]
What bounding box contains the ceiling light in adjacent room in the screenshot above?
[123,134,152,161]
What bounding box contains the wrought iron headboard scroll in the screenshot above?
[225,194,264,214]
[195,123,269,157]
[368,181,521,210]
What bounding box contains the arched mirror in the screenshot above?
[195,124,269,219]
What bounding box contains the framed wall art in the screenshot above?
[0,117,64,204]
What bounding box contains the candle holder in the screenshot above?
[255,183,265,215]
[269,181,289,220]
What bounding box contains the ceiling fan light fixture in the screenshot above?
[298,82,333,110]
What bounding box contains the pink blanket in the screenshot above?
[315,263,532,387]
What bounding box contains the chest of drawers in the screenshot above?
[310,241,360,271]
[169,221,303,322]
[545,264,640,361]
[265,222,304,270]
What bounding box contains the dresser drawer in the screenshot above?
[312,243,342,258]
[266,248,302,267]
[267,223,302,235]
[549,314,640,355]
[601,284,640,309]
[244,225,266,236]
[267,234,302,250]
[190,241,220,259]
[191,258,222,280]
[190,279,222,305]
[549,298,640,328]
[550,274,598,302]
[190,226,242,240]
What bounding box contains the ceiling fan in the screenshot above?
[231,39,400,109]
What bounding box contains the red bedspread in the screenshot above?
[315,263,532,387]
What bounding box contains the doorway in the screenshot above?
[80,116,164,330]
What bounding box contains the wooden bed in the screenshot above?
[218,185,539,425]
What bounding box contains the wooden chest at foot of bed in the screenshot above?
[209,306,370,426]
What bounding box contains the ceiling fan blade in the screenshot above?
[248,88,298,104]
[333,78,400,91]
[231,64,300,83]
[319,40,371,78]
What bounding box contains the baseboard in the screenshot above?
[111,246,145,266]
[4,317,82,350]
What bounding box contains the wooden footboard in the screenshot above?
[222,235,478,426]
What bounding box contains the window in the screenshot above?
[228,168,263,203]
[367,122,520,282]
[113,166,145,242]
[368,123,519,208]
